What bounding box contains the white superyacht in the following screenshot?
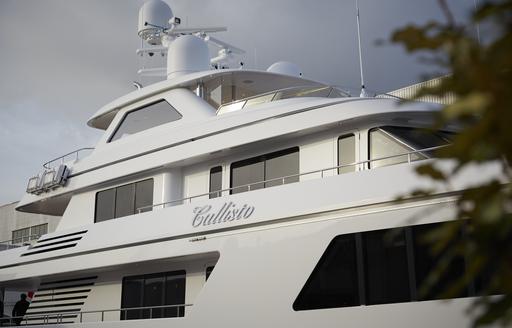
[0,1,498,327]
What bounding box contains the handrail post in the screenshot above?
[407,153,411,164]
[80,311,83,323]
[101,310,105,322]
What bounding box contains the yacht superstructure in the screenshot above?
[0,1,501,327]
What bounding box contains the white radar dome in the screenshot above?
[138,0,173,45]
[167,35,210,79]
[267,61,303,77]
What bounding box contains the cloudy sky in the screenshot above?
[0,0,476,205]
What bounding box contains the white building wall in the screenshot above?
[0,202,61,243]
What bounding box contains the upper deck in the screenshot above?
[16,66,439,216]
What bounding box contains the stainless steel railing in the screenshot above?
[43,148,94,169]
[137,144,448,213]
[5,303,193,325]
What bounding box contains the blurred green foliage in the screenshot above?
[391,0,512,326]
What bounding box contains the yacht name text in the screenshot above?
[192,202,255,227]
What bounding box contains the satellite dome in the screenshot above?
[267,61,303,77]
[167,35,210,79]
[138,0,173,45]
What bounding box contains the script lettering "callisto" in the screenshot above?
[192,202,255,228]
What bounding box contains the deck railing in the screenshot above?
[137,144,448,213]
[4,304,193,326]
[43,148,94,169]
[0,234,43,251]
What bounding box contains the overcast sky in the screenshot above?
[0,0,476,205]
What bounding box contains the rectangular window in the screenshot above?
[30,224,48,240]
[12,228,30,244]
[115,184,135,219]
[363,229,410,305]
[135,179,154,213]
[121,270,186,320]
[95,179,154,223]
[95,189,116,222]
[164,272,186,317]
[412,222,468,300]
[338,134,356,174]
[231,158,264,194]
[264,149,299,187]
[209,166,223,199]
[230,147,299,194]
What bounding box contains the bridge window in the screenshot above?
[109,100,182,142]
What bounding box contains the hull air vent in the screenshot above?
[24,276,97,325]
[21,230,87,257]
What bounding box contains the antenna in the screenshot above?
[356,0,368,97]
[136,1,244,79]
[474,0,481,45]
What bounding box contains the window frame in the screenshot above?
[293,221,480,312]
[209,166,223,199]
[229,147,300,194]
[108,99,182,143]
[120,270,186,320]
[94,178,154,223]
[30,223,48,241]
[12,227,30,244]
[337,133,358,174]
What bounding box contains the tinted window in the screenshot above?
[294,221,479,311]
[230,147,299,194]
[143,276,164,318]
[95,189,116,222]
[364,229,410,304]
[115,184,135,218]
[110,100,182,142]
[293,234,360,310]
[265,149,299,187]
[231,158,264,194]
[135,179,154,213]
[95,179,153,223]
[412,222,468,300]
[164,272,186,317]
[206,266,214,281]
[209,166,223,199]
[338,134,356,174]
[121,270,186,320]
[121,277,144,320]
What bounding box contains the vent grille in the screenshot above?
[24,276,97,325]
[21,230,87,257]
